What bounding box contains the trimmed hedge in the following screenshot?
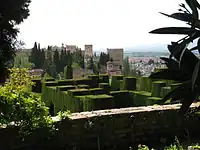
[131,91,151,106]
[146,97,163,105]
[138,76,152,92]
[32,79,42,93]
[151,81,166,97]
[56,85,76,91]
[82,94,114,111]
[99,74,109,83]
[88,75,99,88]
[111,75,123,91]
[75,78,92,87]
[89,88,105,95]
[68,89,90,97]
[99,83,110,94]
[77,84,90,89]
[123,77,137,91]
[160,86,171,98]
[120,80,124,90]
[110,91,133,108]
[57,79,75,86]
[41,81,58,103]
[44,78,55,82]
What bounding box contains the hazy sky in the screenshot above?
[18,0,187,50]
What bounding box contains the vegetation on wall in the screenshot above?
[149,0,200,115]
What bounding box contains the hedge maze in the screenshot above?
[31,74,179,116]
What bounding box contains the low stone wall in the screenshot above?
[1,103,200,150]
[55,102,200,149]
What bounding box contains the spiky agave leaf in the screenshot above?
[185,0,199,19]
[160,57,179,70]
[149,69,191,81]
[149,27,195,35]
[159,12,193,23]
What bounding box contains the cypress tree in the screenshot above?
[53,49,60,73]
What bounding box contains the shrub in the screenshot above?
[99,83,110,94]
[82,94,114,111]
[0,68,54,136]
[99,74,109,83]
[88,75,99,88]
[131,91,151,106]
[123,77,137,91]
[151,81,166,97]
[75,78,92,86]
[89,88,105,95]
[31,79,42,93]
[110,75,123,91]
[110,91,133,108]
[57,79,75,86]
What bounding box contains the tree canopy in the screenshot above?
[0,0,31,80]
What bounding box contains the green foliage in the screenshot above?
[57,110,71,120]
[123,57,130,76]
[64,65,73,79]
[123,77,137,90]
[149,0,200,115]
[0,68,54,136]
[0,0,31,74]
[14,52,33,68]
[72,48,85,69]
[53,49,60,73]
[99,52,109,66]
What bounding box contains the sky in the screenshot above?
[18,0,187,50]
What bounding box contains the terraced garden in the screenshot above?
[31,73,184,116]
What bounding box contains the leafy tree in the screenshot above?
[149,0,200,115]
[0,0,31,82]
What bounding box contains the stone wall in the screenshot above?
[1,103,200,150]
[54,102,200,150]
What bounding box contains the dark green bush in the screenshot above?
[99,83,110,94]
[131,91,151,106]
[75,78,92,86]
[151,81,166,97]
[160,86,171,98]
[123,77,137,91]
[89,88,105,95]
[146,97,163,105]
[32,79,42,93]
[110,75,123,91]
[110,90,133,108]
[41,81,58,103]
[77,84,90,89]
[88,75,99,88]
[68,89,90,97]
[57,79,75,86]
[56,85,76,92]
[99,74,109,83]
[82,94,114,111]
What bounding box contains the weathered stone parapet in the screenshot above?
[54,102,200,150]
